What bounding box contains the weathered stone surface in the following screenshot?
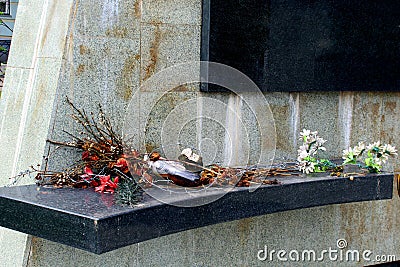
[0,67,31,182]
[36,1,75,59]
[350,92,385,145]
[380,93,400,144]
[74,0,141,40]
[6,0,45,68]
[140,91,199,154]
[298,92,342,156]
[266,92,294,160]
[140,23,201,85]
[0,0,75,265]
[7,0,73,65]
[141,0,202,25]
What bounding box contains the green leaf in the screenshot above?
[315,159,336,172]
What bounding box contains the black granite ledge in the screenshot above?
[0,173,393,254]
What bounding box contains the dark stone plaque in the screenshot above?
[201,0,400,92]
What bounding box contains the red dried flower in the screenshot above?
[84,166,94,175]
[95,175,119,194]
[82,151,90,161]
[114,158,129,174]
[82,151,100,162]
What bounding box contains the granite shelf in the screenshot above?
[0,173,393,254]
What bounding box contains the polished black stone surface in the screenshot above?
[0,173,393,254]
[201,0,400,92]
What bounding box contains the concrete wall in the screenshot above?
[0,0,400,266]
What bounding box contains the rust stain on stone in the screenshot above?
[66,1,80,60]
[30,84,47,128]
[362,102,381,125]
[339,205,355,244]
[77,64,85,74]
[339,202,374,247]
[145,143,156,153]
[134,0,142,19]
[40,2,57,48]
[385,101,397,112]
[106,27,128,38]
[371,103,381,118]
[149,20,163,27]
[171,85,189,92]
[116,54,139,101]
[28,237,40,263]
[385,198,394,230]
[79,45,89,55]
[270,105,290,152]
[143,24,162,81]
[381,114,386,123]
[238,218,253,246]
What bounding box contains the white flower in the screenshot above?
[366,141,381,152]
[383,144,397,156]
[353,142,365,156]
[300,129,311,137]
[297,129,328,174]
[298,150,309,160]
[298,161,315,174]
[374,157,383,166]
[318,140,327,147]
[342,148,354,162]
[343,141,396,173]
[298,145,308,152]
[379,154,389,164]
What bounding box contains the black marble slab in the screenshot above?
[201,0,400,92]
[0,173,393,254]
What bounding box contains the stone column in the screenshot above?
[0,0,74,265]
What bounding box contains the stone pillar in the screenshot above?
[0,0,74,265]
